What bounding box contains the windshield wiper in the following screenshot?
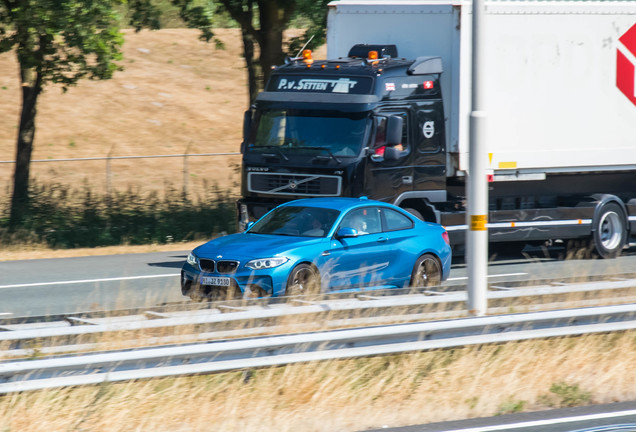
[252,145,289,161]
[295,146,342,164]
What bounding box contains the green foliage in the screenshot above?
[126,0,214,41]
[539,382,592,408]
[0,182,236,248]
[286,0,331,56]
[0,0,126,89]
[496,397,526,415]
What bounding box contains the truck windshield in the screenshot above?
[248,109,369,157]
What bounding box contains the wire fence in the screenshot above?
[0,151,242,199]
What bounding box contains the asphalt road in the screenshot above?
[1,243,635,318]
[372,401,636,432]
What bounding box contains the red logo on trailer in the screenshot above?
[617,23,636,106]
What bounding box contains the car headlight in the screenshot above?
[186,252,198,266]
[245,257,289,270]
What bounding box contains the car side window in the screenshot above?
[381,208,414,232]
[340,207,382,235]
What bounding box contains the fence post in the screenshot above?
[106,144,115,203]
[183,142,192,200]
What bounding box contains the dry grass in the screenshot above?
[0,28,247,198]
[1,332,635,431]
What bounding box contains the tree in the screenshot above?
[216,0,330,103]
[0,0,213,226]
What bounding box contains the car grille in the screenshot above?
[248,173,341,197]
[199,259,215,273]
[217,260,239,274]
[198,259,239,274]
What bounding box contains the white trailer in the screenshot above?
[327,1,636,176]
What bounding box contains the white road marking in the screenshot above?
[444,408,636,431]
[447,272,527,281]
[0,273,180,290]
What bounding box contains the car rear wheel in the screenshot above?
[410,253,442,288]
[286,263,321,296]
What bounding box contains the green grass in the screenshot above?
[0,182,236,249]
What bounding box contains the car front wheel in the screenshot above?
[286,263,321,296]
[410,253,442,288]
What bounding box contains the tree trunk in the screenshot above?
[257,1,291,90]
[241,28,259,104]
[9,63,42,227]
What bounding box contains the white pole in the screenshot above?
[467,0,488,316]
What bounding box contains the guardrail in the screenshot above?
[2,276,636,344]
[2,303,636,394]
[2,275,636,360]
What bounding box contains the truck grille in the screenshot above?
[247,173,341,197]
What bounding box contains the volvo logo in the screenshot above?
[288,180,298,190]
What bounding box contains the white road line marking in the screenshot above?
[0,313,13,316]
[448,272,527,281]
[443,408,636,431]
[0,273,180,290]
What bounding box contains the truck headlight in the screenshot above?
[245,257,289,270]
[186,252,198,266]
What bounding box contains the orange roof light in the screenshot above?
[368,50,379,60]
[302,49,314,64]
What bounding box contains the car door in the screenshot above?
[320,206,390,289]
[377,207,417,286]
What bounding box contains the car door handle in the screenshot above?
[321,251,331,256]
[376,237,388,243]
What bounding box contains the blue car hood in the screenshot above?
[194,232,324,260]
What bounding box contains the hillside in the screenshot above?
[0,29,253,198]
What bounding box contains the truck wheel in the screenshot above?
[286,263,321,296]
[410,253,442,288]
[592,202,627,259]
[404,207,424,221]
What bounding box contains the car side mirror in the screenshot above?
[245,221,255,231]
[335,227,358,239]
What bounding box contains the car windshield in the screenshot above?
[249,206,340,237]
[248,109,369,157]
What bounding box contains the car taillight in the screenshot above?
[442,231,450,245]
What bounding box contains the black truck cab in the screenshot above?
[238,45,448,228]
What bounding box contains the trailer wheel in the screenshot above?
[410,253,442,288]
[286,263,321,296]
[592,202,627,259]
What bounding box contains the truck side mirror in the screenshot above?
[386,116,403,146]
[241,110,252,154]
[383,145,400,161]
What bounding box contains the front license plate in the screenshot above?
[200,276,231,286]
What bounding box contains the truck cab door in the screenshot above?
[412,103,446,192]
[366,109,413,201]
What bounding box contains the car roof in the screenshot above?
[281,197,392,212]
